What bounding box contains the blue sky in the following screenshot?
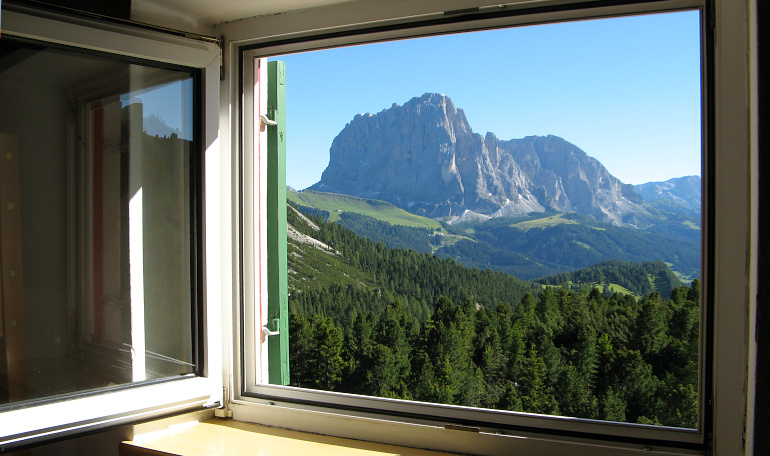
[269,10,702,190]
[125,77,194,141]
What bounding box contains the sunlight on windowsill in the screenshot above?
[121,418,454,456]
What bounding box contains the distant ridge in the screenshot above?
[143,114,184,139]
[636,175,701,212]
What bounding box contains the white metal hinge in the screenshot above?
[218,35,225,81]
[214,386,233,419]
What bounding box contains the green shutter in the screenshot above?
[267,61,289,385]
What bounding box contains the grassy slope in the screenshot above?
[288,240,372,292]
[288,191,699,283]
[287,203,530,316]
[538,280,634,296]
[535,260,684,298]
[287,206,374,292]
[512,213,581,231]
[288,190,443,230]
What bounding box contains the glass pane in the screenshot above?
[0,39,197,404]
[274,10,702,427]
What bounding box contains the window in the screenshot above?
[0,38,197,402]
[272,11,703,427]
[234,0,728,454]
[0,7,222,450]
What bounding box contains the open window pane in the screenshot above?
[0,38,198,405]
[248,8,704,437]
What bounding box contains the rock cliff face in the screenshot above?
[311,93,646,225]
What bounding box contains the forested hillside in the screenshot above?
[536,260,684,298]
[287,204,699,427]
[439,212,699,281]
[290,190,700,282]
[288,203,531,327]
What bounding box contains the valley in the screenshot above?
[288,188,699,282]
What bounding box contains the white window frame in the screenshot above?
[227,0,755,455]
[0,7,225,451]
[240,57,272,387]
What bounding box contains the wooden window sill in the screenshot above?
[120,418,455,456]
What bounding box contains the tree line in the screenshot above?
[289,283,699,428]
[536,259,684,298]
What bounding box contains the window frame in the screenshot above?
[0,6,224,451]
[228,0,754,454]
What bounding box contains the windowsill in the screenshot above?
[120,418,455,456]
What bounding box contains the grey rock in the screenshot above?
[635,176,701,212]
[311,93,648,225]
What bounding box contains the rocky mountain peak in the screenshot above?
[311,93,646,225]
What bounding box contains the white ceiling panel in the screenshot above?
[131,0,358,34]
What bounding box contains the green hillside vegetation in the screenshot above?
[333,212,473,254]
[635,200,701,240]
[290,197,470,254]
[432,236,563,280]
[288,202,531,328]
[511,213,603,231]
[540,281,635,296]
[287,191,699,282]
[288,189,442,230]
[288,187,473,262]
[440,212,700,281]
[335,212,438,254]
[535,260,685,298]
[600,282,634,295]
[287,204,700,428]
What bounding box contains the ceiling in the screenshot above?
[130,0,360,33]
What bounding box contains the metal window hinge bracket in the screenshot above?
[214,386,233,419]
[218,35,226,81]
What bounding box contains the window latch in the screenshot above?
[261,326,279,337]
[260,114,278,127]
[262,318,281,337]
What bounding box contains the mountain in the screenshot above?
[143,114,184,139]
[310,93,645,225]
[636,175,701,212]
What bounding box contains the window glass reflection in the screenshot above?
[0,39,197,404]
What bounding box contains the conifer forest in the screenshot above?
[287,204,700,428]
